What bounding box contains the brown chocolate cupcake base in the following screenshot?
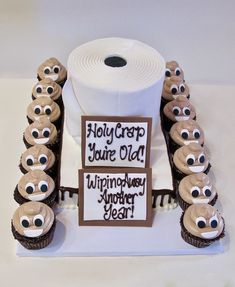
[23,134,60,154]
[11,219,56,250]
[180,212,225,248]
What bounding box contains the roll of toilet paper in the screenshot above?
[62,38,165,141]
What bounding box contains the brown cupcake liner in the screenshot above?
[177,191,218,211]
[172,162,211,181]
[180,212,225,248]
[11,218,56,250]
[14,184,58,208]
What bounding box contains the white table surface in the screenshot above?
[0,79,234,286]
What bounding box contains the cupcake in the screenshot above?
[19,144,56,177]
[37,57,67,87]
[165,61,184,81]
[162,96,196,132]
[23,116,59,152]
[14,170,57,207]
[169,120,204,153]
[161,76,190,109]
[173,143,210,181]
[32,79,63,107]
[180,204,225,248]
[11,201,56,249]
[178,173,218,210]
[27,97,61,129]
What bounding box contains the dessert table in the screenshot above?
[0,79,234,286]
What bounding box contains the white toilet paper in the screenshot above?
[62,38,165,141]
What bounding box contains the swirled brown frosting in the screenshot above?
[37,57,67,84]
[163,96,196,122]
[27,97,61,123]
[165,61,184,80]
[183,204,224,239]
[173,143,209,175]
[18,170,55,201]
[21,144,55,172]
[12,201,54,238]
[179,173,216,204]
[170,120,204,147]
[24,116,57,146]
[32,79,62,101]
[162,76,189,101]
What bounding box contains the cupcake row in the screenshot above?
[11,58,67,250]
[161,61,225,248]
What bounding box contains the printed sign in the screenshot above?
[81,116,152,168]
[79,168,152,226]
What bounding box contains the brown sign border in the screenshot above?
[79,168,153,227]
[81,116,152,168]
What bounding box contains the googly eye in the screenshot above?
[43,66,51,75]
[172,106,181,116]
[196,216,206,228]
[33,214,44,227]
[186,154,195,165]
[38,180,48,192]
[202,186,211,197]
[44,105,52,115]
[170,84,178,95]
[198,153,205,164]
[35,85,43,94]
[46,86,54,95]
[20,216,30,228]
[34,105,42,115]
[165,68,171,77]
[42,128,50,138]
[25,182,35,194]
[31,128,39,139]
[183,107,191,116]
[179,83,185,93]
[53,65,60,74]
[181,129,189,139]
[38,154,48,164]
[190,186,200,198]
[193,129,200,139]
[175,67,181,76]
[209,215,218,228]
[26,155,34,166]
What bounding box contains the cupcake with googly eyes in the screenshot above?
[32,78,63,108]
[14,170,57,207]
[23,116,59,152]
[162,96,196,132]
[37,57,67,87]
[169,120,204,153]
[165,61,184,81]
[11,201,56,249]
[19,144,56,177]
[172,143,211,181]
[178,173,218,211]
[161,76,190,110]
[180,204,225,248]
[27,97,61,129]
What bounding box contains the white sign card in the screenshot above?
[79,168,152,227]
[81,116,152,168]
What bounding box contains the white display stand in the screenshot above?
[16,206,224,257]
